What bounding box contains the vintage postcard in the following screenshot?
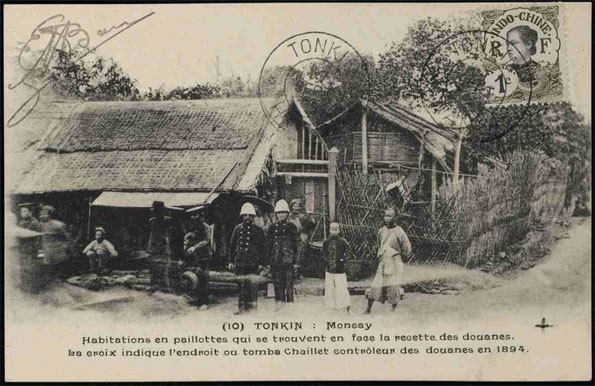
[4,3,591,382]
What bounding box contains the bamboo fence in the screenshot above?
[336,151,571,273]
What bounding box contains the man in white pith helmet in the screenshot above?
[229,202,266,314]
[267,199,300,309]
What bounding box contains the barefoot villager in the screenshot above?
[322,222,352,313]
[229,203,266,314]
[82,227,118,274]
[365,208,411,314]
[268,199,300,309]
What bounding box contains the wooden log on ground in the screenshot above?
[207,270,272,284]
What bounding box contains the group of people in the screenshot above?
[16,203,74,278]
[14,198,412,316]
[227,200,412,315]
[139,198,315,313]
[15,202,123,282]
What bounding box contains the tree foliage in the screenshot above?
[143,83,222,101]
[297,53,375,126]
[50,48,140,101]
[373,17,485,124]
[374,17,591,171]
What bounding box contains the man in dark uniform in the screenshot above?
[229,203,266,314]
[268,199,300,309]
[17,203,41,232]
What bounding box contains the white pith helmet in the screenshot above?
[240,202,257,216]
[274,199,290,213]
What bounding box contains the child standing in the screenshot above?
[322,222,352,313]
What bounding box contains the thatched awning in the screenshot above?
[91,191,220,208]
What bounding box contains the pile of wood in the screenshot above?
[65,269,269,293]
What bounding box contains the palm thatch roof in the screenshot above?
[12,98,280,194]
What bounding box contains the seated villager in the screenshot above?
[181,232,210,310]
[229,203,266,315]
[322,222,352,314]
[365,208,411,314]
[82,227,118,274]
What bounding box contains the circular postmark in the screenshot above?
[420,30,534,143]
[258,32,370,129]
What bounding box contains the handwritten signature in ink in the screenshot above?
[97,19,133,37]
[7,11,155,128]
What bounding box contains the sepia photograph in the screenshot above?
[4,3,591,382]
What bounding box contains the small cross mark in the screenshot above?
[535,317,553,329]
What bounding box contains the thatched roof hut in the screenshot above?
[11,97,305,198]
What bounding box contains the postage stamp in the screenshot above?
[480,5,564,103]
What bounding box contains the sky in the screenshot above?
[4,3,591,120]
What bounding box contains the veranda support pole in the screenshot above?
[328,147,339,222]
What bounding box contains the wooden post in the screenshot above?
[431,158,437,217]
[453,131,463,193]
[305,180,315,213]
[361,102,369,174]
[328,147,339,222]
[87,196,93,240]
[418,133,425,175]
[301,126,306,159]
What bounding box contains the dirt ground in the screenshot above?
[5,217,591,325]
